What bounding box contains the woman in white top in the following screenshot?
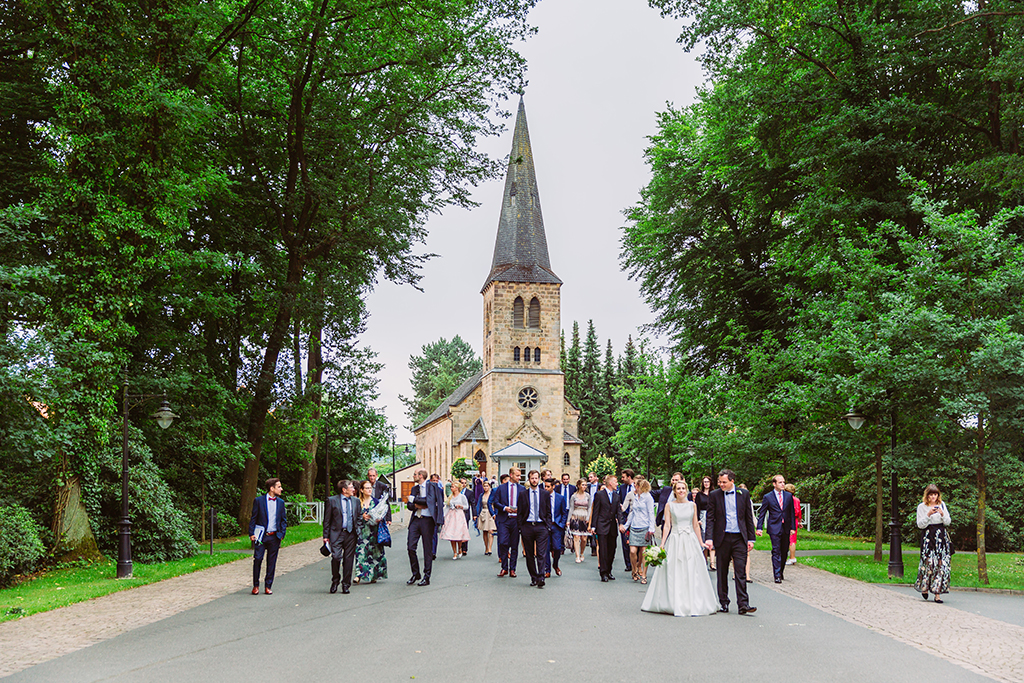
[439,481,470,559]
[625,476,657,583]
[914,484,952,603]
[641,479,718,617]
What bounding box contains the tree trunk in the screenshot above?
[237,251,305,528]
[298,316,324,500]
[873,443,884,562]
[52,451,102,562]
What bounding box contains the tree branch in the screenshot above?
[915,11,1024,37]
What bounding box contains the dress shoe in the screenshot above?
[406,575,421,585]
[775,578,782,583]
[264,587,272,594]
[717,606,729,613]
[739,606,757,615]
[530,579,538,586]
[607,574,615,580]
[536,580,545,589]
[554,567,562,576]
[341,586,350,594]
[544,572,550,578]
[497,570,508,578]
[509,570,517,578]
[251,586,259,595]
[600,575,609,582]
[330,581,339,593]
[591,550,597,556]
[417,577,430,586]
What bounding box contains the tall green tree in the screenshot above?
[401,336,482,429]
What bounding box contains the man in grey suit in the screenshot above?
[406,468,444,586]
[323,479,361,594]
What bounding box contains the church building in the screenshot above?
[413,98,583,482]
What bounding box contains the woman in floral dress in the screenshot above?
[354,480,388,583]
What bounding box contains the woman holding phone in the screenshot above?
[914,484,952,603]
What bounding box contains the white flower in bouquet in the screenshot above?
[644,545,667,567]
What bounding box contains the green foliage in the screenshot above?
[450,458,474,481]
[284,493,307,528]
[96,435,198,563]
[586,454,617,481]
[0,504,46,587]
[401,336,482,429]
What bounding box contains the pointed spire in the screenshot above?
[482,97,562,291]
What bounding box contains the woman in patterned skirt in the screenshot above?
[354,480,388,583]
[914,484,952,603]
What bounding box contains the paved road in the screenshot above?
[3,528,1007,683]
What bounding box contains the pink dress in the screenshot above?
[440,493,471,542]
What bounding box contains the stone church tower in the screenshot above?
[413,98,582,481]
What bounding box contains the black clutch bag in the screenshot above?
[319,542,330,557]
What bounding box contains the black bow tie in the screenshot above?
[725,490,735,495]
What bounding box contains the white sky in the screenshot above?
[360,0,704,442]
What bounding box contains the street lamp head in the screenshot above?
[844,411,867,431]
[151,400,179,430]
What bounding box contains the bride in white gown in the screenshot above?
[641,480,718,616]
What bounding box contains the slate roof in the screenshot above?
[563,430,584,445]
[413,371,482,433]
[457,418,488,443]
[482,97,562,292]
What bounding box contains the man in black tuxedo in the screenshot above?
[756,474,796,583]
[406,468,444,586]
[461,477,474,555]
[589,474,621,582]
[586,472,601,556]
[323,479,361,594]
[518,470,552,589]
[704,469,757,615]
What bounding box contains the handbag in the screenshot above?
[319,541,331,557]
[377,520,392,547]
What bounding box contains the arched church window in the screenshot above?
[529,297,540,328]
[563,453,570,467]
[513,296,524,328]
[524,346,531,362]
[513,346,521,362]
[534,347,541,363]
[486,302,491,334]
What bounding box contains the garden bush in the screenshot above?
[0,504,46,586]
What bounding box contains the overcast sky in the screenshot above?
[360,0,704,442]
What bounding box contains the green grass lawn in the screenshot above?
[752,529,876,552]
[0,522,324,623]
[801,551,1024,591]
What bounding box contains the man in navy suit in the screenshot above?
[544,478,567,577]
[756,474,797,583]
[518,470,552,588]
[586,472,601,556]
[704,469,757,615]
[492,467,525,577]
[249,477,288,595]
[406,468,444,586]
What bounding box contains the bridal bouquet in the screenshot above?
[644,545,667,567]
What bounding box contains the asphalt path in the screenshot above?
[7,528,995,683]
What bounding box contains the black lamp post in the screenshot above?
[391,435,397,501]
[119,386,178,579]
[844,410,904,578]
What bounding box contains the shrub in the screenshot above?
[0,505,46,587]
[96,435,198,563]
[285,493,307,527]
[586,454,616,480]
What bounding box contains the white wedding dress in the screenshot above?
[641,501,718,616]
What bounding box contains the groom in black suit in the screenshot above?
[589,474,621,582]
[518,470,552,588]
[703,469,757,614]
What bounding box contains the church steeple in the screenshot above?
[482,97,562,292]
